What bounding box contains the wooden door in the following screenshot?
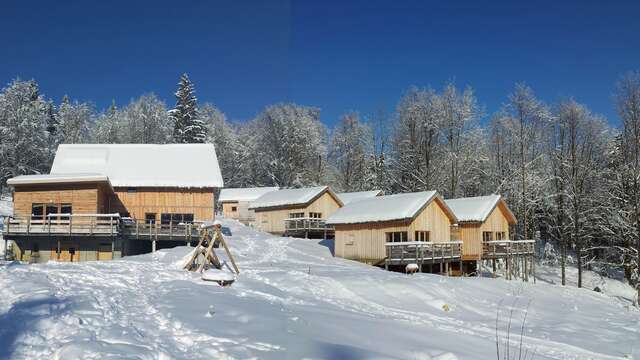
[97,243,113,261]
[58,243,79,262]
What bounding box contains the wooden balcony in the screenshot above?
[482,240,535,259]
[385,241,463,272]
[2,214,199,242]
[284,217,334,238]
[3,214,120,238]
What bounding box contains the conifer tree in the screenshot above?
[170,74,206,143]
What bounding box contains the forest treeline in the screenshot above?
[0,72,638,295]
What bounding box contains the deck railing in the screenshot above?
[4,214,120,236]
[3,214,198,241]
[385,241,463,265]
[482,240,535,258]
[284,217,334,232]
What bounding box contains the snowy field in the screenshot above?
[0,220,638,359]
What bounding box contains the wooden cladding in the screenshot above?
[111,187,214,222]
[12,183,105,220]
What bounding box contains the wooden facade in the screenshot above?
[333,197,455,265]
[254,191,342,234]
[111,187,215,223]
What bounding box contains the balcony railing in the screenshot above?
[3,214,198,241]
[284,217,333,232]
[482,240,535,258]
[385,241,463,265]
[4,214,120,236]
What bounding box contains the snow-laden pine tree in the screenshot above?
[170,74,206,143]
[0,79,51,190]
[56,95,92,144]
[328,112,374,192]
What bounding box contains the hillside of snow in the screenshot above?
[0,219,638,359]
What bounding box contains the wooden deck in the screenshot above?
[3,214,199,242]
[283,217,334,238]
[482,240,536,281]
[384,241,463,274]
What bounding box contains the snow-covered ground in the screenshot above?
[0,219,638,359]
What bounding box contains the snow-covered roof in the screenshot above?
[336,190,383,205]
[7,173,110,186]
[327,191,456,225]
[249,186,341,210]
[218,187,280,203]
[50,144,223,188]
[445,195,516,224]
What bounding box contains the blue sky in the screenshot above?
[1,1,639,127]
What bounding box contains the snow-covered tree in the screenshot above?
[201,103,248,187]
[170,74,206,143]
[248,104,327,187]
[121,94,171,144]
[91,100,121,143]
[328,112,374,192]
[56,95,92,144]
[613,71,640,300]
[0,79,50,189]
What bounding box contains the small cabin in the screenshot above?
[327,191,459,269]
[4,144,224,262]
[336,190,383,205]
[249,186,343,236]
[218,187,279,225]
[445,195,517,266]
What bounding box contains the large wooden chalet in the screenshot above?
[327,191,461,272]
[3,144,224,262]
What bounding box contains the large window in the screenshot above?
[288,212,304,219]
[309,212,322,219]
[414,231,430,242]
[495,231,506,240]
[145,213,157,224]
[385,231,408,243]
[160,213,194,225]
[482,231,494,242]
[32,203,72,222]
[31,203,44,221]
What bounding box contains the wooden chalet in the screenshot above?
[3,144,224,262]
[218,187,279,225]
[327,191,462,274]
[248,186,343,237]
[445,195,533,278]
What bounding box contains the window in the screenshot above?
[231,206,237,212]
[145,213,157,224]
[31,203,44,221]
[482,231,494,242]
[415,231,430,242]
[60,204,72,221]
[309,212,322,219]
[385,231,408,243]
[495,231,506,240]
[160,213,194,225]
[289,212,304,219]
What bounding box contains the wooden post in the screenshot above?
[152,240,156,253]
[492,258,497,278]
[4,238,8,261]
[506,243,511,280]
[217,229,239,274]
[57,238,61,261]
